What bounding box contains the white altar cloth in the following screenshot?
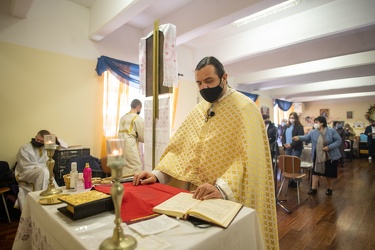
[13,189,265,250]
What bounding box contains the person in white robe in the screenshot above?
[15,130,61,210]
[118,99,145,176]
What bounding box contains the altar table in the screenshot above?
[13,189,265,250]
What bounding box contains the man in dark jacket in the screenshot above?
[263,114,278,165]
[364,120,375,162]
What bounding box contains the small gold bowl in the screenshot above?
[63,174,71,189]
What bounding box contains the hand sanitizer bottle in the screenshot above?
[83,163,92,189]
[70,162,78,191]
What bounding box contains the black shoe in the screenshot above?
[326,189,333,195]
[308,189,317,195]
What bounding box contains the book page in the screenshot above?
[153,192,201,218]
[187,199,242,228]
[128,215,180,236]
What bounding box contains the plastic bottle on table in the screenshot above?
[83,163,92,189]
[77,173,84,191]
[69,162,78,191]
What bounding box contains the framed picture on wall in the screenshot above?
[320,109,329,117]
[354,122,365,129]
[346,111,353,119]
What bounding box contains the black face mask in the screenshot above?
[199,80,223,103]
[137,111,141,115]
[264,121,271,125]
[31,138,44,148]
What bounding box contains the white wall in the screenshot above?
[0,0,142,63]
[0,0,198,166]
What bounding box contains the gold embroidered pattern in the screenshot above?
[156,90,279,249]
[58,190,110,206]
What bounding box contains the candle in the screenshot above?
[107,150,125,167]
[44,135,56,150]
[106,139,126,167]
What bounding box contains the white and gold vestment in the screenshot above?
[118,113,145,176]
[156,88,279,249]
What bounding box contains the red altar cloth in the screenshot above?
[94,183,188,223]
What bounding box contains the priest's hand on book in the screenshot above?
[133,171,158,186]
[192,183,224,200]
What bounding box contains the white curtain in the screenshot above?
[101,71,144,157]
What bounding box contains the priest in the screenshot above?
[133,56,279,249]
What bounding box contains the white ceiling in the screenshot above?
[29,0,375,103]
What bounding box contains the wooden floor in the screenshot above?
[277,157,375,249]
[0,157,374,250]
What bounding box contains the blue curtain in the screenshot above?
[95,56,140,88]
[238,91,259,102]
[274,99,292,111]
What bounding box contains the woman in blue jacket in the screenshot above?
[293,116,342,196]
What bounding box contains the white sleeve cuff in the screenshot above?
[151,170,171,184]
[216,178,235,201]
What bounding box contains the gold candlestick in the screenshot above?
[40,135,62,197]
[100,139,137,250]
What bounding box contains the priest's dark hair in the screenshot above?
[195,56,225,79]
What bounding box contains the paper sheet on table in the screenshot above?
[129,215,180,236]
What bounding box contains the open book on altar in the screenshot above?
[153,192,243,228]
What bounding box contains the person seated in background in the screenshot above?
[15,130,62,210]
[364,120,375,162]
[133,56,279,249]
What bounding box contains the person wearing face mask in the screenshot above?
[293,116,341,196]
[277,118,288,146]
[118,99,145,176]
[263,114,279,167]
[282,112,304,157]
[133,56,279,249]
[282,112,304,187]
[15,130,62,210]
[364,120,375,162]
[263,114,278,147]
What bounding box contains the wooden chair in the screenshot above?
[277,155,306,205]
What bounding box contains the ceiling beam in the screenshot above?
[10,0,33,18]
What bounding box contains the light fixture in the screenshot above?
[232,0,302,27]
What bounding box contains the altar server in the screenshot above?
[118,99,145,176]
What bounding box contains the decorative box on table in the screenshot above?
[57,190,114,220]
